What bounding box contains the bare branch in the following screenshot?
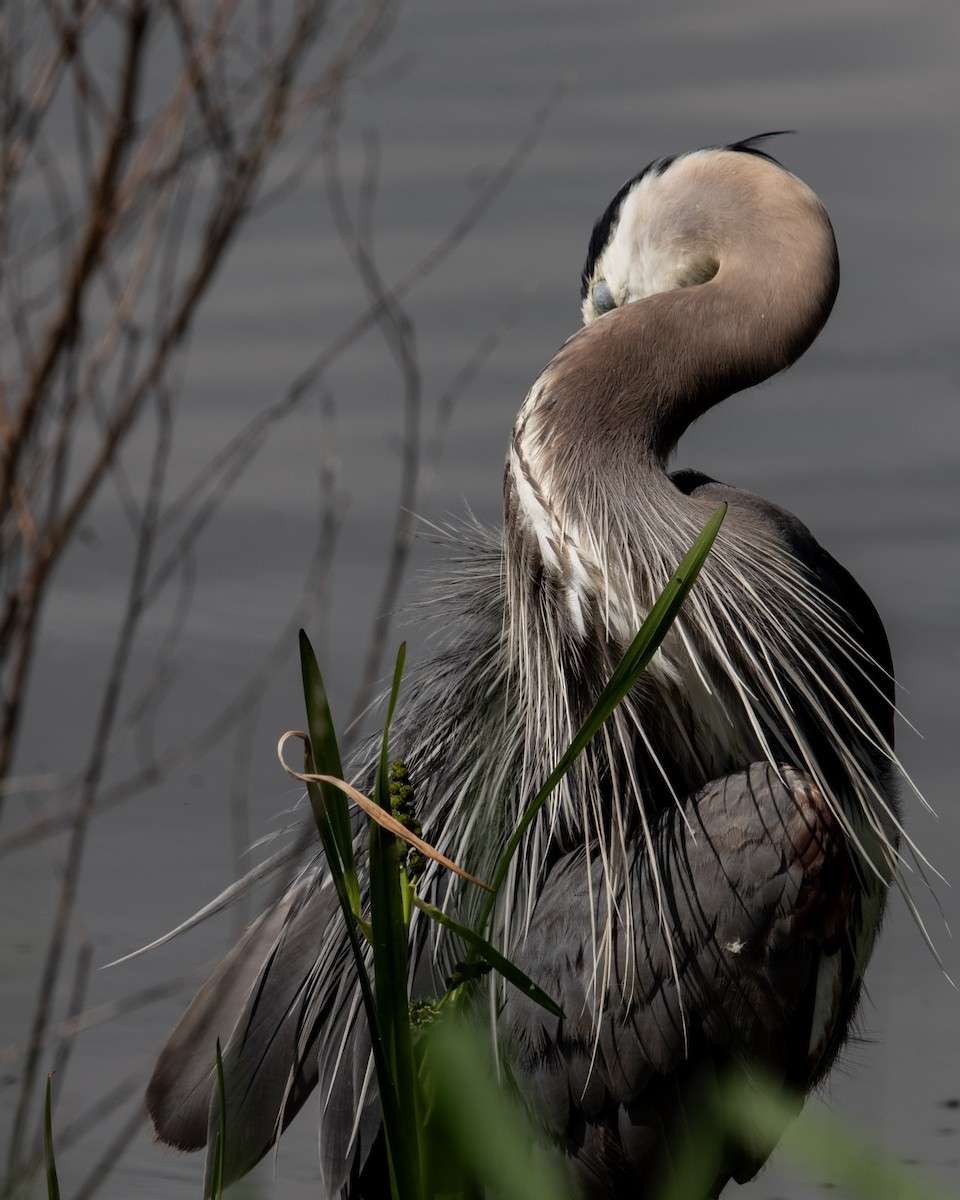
[0,0,394,791]
[5,310,172,1176]
[1,0,148,533]
[0,9,557,1187]
[320,114,424,726]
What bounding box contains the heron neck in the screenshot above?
[530,245,837,476]
[504,234,837,644]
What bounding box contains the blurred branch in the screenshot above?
[1,0,147,522]
[0,0,393,799]
[0,1,391,1191]
[0,2,557,1193]
[0,74,558,863]
[6,329,175,1181]
[320,112,423,728]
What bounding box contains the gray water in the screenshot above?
[2,1,959,1196]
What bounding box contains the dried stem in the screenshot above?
[0,3,556,1190]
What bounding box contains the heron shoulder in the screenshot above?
[670,468,896,720]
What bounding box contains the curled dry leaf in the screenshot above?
[277,731,493,892]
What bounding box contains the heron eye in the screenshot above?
[592,280,617,315]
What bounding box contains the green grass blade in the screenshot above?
[299,629,359,912]
[593,503,727,719]
[43,1075,60,1200]
[369,821,422,1200]
[482,504,726,919]
[209,1039,226,1200]
[414,896,563,1018]
[297,632,407,1195]
[298,630,345,779]
[306,767,407,1200]
[368,644,423,1200]
[374,643,407,811]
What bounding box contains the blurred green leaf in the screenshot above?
[421,1016,574,1200]
[719,1076,952,1200]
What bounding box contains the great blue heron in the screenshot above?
[147,136,909,1198]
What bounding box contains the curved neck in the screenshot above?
[525,234,838,476]
[504,160,839,654]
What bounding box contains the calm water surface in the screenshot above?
[3,2,958,1197]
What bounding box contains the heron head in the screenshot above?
[579,135,832,328]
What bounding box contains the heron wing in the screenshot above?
[503,761,857,1199]
[146,867,378,1196]
[145,890,300,1152]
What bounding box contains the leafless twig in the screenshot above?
[0,4,558,1192]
